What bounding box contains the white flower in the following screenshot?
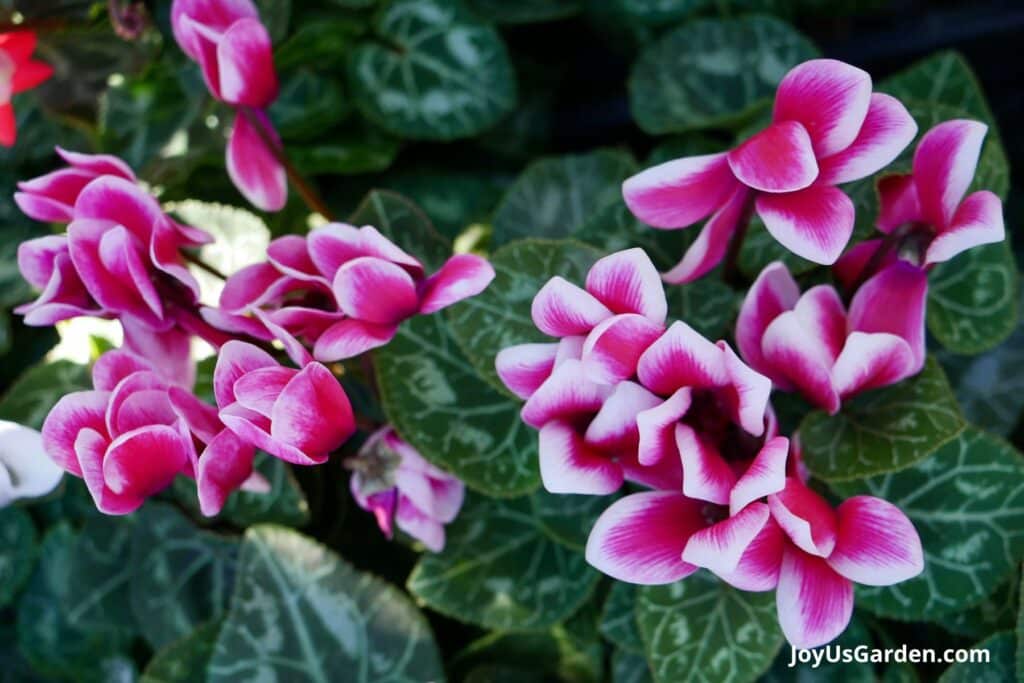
[0,419,63,506]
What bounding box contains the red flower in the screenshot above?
[0,31,53,147]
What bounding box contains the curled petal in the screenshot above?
[168,386,223,444]
[584,381,661,452]
[876,173,921,234]
[581,313,664,385]
[768,477,838,557]
[197,429,257,517]
[827,495,924,585]
[227,111,287,212]
[270,363,356,462]
[585,248,667,322]
[727,121,818,193]
[75,428,143,515]
[636,321,727,395]
[717,342,772,437]
[848,261,927,370]
[831,332,916,398]
[622,152,737,229]
[677,424,735,505]
[926,190,1005,265]
[761,311,839,414]
[776,547,854,649]
[334,257,421,325]
[817,93,917,184]
[718,517,785,591]
[217,18,278,107]
[756,184,856,265]
[773,59,873,158]
[682,502,771,575]
[521,359,608,428]
[419,254,495,314]
[662,186,750,285]
[213,340,277,407]
[730,436,789,515]
[56,146,136,180]
[736,261,800,374]
[793,285,847,365]
[585,491,704,584]
[307,223,422,280]
[103,425,190,497]
[313,318,398,362]
[266,235,321,282]
[41,391,111,477]
[395,496,447,552]
[539,420,623,495]
[636,388,690,466]
[495,343,559,400]
[233,366,294,416]
[531,277,611,337]
[15,169,95,223]
[913,119,987,229]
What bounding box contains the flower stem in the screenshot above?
[238,106,336,222]
[182,250,228,280]
[723,193,756,286]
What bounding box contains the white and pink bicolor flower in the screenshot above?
[14,147,136,223]
[170,0,285,211]
[736,260,927,414]
[623,59,918,281]
[349,427,465,553]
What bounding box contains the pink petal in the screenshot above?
[11,60,52,94]
[333,256,420,325]
[832,239,889,290]
[219,403,318,466]
[926,190,1005,265]
[848,261,927,370]
[121,318,195,389]
[419,254,495,314]
[584,491,704,584]
[17,235,72,290]
[682,502,771,574]
[773,59,873,158]
[521,359,609,429]
[73,176,163,243]
[219,262,287,312]
[102,425,190,497]
[171,0,258,61]
[776,547,854,649]
[217,18,277,107]
[768,477,838,557]
[270,363,355,462]
[730,436,789,515]
[99,226,163,317]
[584,381,661,452]
[913,119,988,229]
[227,110,287,212]
[538,420,624,495]
[662,185,750,284]
[581,313,664,385]
[827,495,924,585]
[727,121,819,193]
[817,93,918,184]
[585,248,667,322]
[213,340,277,407]
[233,366,294,416]
[761,311,840,414]
[392,463,464,524]
[495,343,559,400]
[831,332,916,398]
[250,308,313,368]
[717,342,773,437]
[105,371,172,436]
[718,517,785,591]
[56,146,136,180]
[196,429,257,517]
[794,285,848,365]
[531,277,612,337]
[168,386,223,444]
[75,428,143,515]
[636,321,727,395]
[41,391,111,476]
[736,261,800,375]
[307,223,422,280]
[266,235,320,282]
[313,318,399,361]
[876,173,921,233]
[676,424,736,505]
[395,496,446,552]
[636,388,690,466]
[15,168,94,222]
[756,184,856,265]
[92,349,153,391]
[621,152,738,228]
[619,448,684,492]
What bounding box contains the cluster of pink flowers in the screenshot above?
[498,58,1006,648]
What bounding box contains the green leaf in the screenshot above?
[269,69,349,140]
[831,428,1024,620]
[208,525,444,682]
[466,0,581,23]
[17,524,132,679]
[141,620,222,683]
[384,168,507,240]
[628,16,818,134]
[600,582,644,654]
[130,504,239,649]
[274,19,366,70]
[798,356,964,481]
[376,313,541,496]
[349,190,452,271]
[408,491,602,630]
[737,213,815,281]
[349,0,517,140]
[290,124,401,176]
[1018,573,1024,683]
[666,277,740,342]
[927,241,1018,355]
[942,577,1017,639]
[492,150,636,246]
[938,631,1014,682]
[593,0,702,27]
[613,649,653,683]
[880,51,998,131]
[575,198,696,272]
[445,238,600,394]
[0,360,91,430]
[66,516,137,633]
[636,572,783,683]
[254,0,290,42]
[0,507,36,607]
[761,615,874,682]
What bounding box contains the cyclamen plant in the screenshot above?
[3,2,1023,682]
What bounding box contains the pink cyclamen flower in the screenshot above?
[14,147,135,222]
[204,223,495,362]
[837,119,1005,282]
[349,427,464,552]
[0,31,53,147]
[736,260,927,414]
[171,0,285,211]
[623,59,917,281]
[213,340,356,465]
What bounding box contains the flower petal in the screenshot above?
[312,318,398,362]
[0,420,63,505]
[495,343,559,400]
[730,436,789,515]
[831,332,916,398]
[756,184,855,265]
[167,386,223,444]
[11,59,53,94]
[531,277,612,337]
[226,110,287,212]
[15,169,95,222]
[832,238,890,290]
[768,476,838,557]
[307,223,422,280]
[828,495,924,585]
[196,429,257,517]
[121,318,195,389]
[75,428,144,515]
[727,121,819,193]
[419,254,495,314]
[581,313,664,385]
[103,424,190,497]
[585,491,704,584]
[584,381,661,452]
[913,119,988,229]
[56,146,136,180]
[585,248,667,322]
[682,502,771,575]
[270,363,356,463]
[333,256,421,325]
[521,359,609,429]
[621,152,737,228]
[776,546,854,649]
[662,185,750,284]
[636,388,691,466]
[41,391,111,477]
[817,93,917,184]
[395,496,447,552]
[876,173,921,233]
[773,59,873,158]
[213,340,277,408]
[677,423,736,505]
[636,321,727,395]
[539,420,624,495]
[736,261,800,375]
[847,261,927,370]
[718,517,785,591]
[925,190,1005,265]
[233,366,294,417]
[717,342,773,437]
[217,18,278,107]
[794,285,848,365]
[761,311,840,414]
